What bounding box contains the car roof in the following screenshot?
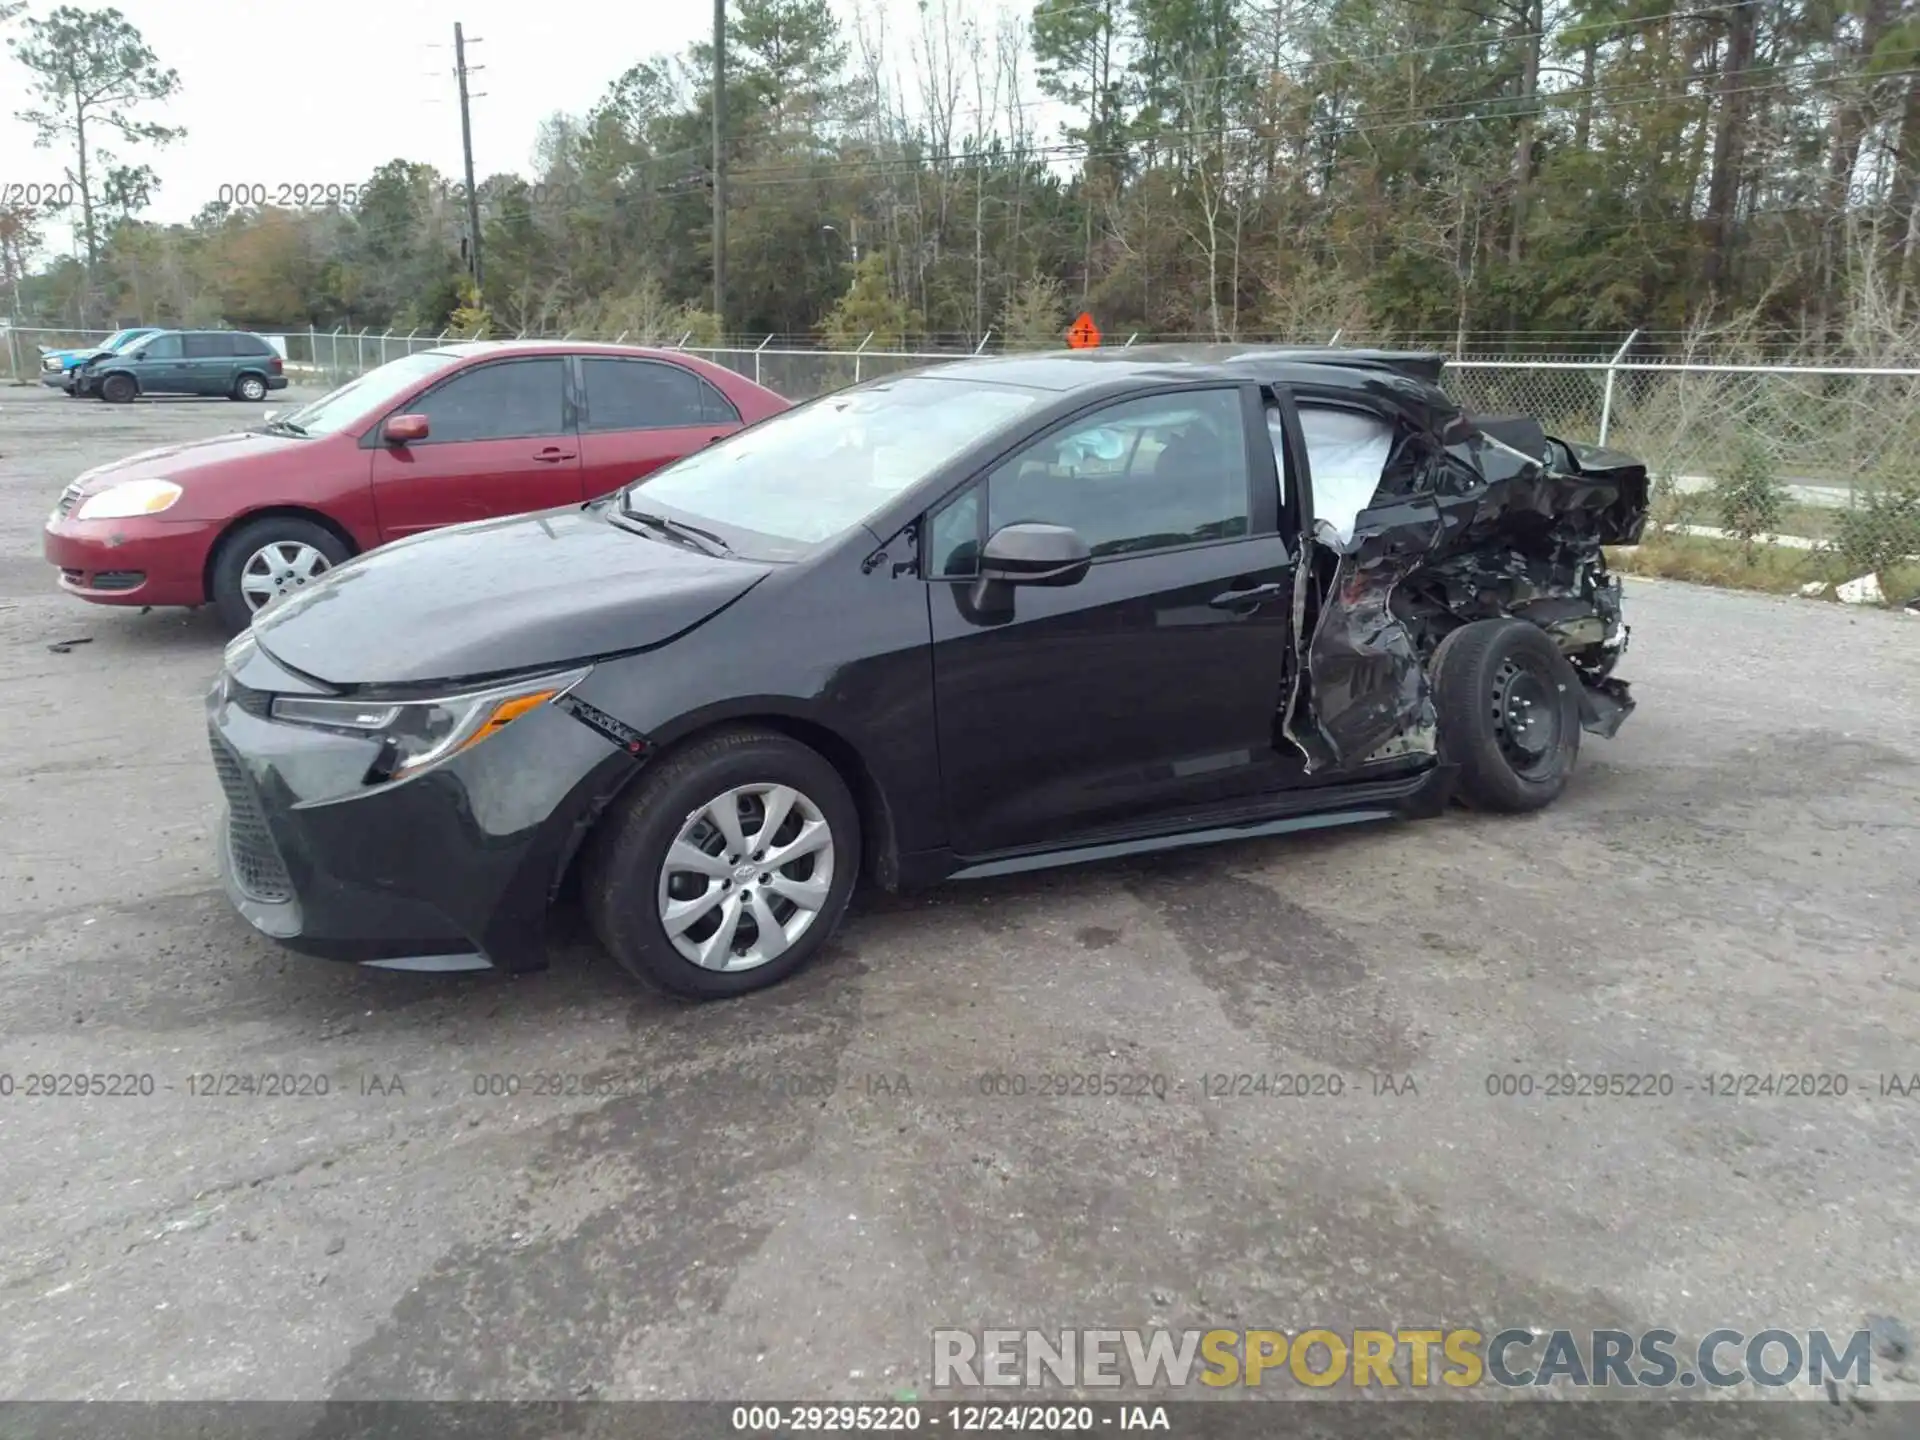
[433,339,713,360]
[910,344,1449,392]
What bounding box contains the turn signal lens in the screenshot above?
[420,688,564,773]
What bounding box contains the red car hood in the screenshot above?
[69,430,312,495]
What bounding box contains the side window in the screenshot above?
[983,389,1251,559]
[928,485,983,578]
[581,358,709,431]
[701,379,742,424]
[410,358,567,443]
[1297,405,1395,545]
[141,333,182,360]
[234,334,272,356]
[183,333,225,359]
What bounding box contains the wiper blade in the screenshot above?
[259,418,309,437]
[620,504,733,556]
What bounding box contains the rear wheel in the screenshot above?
[233,373,268,402]
[99,372,136,404]
[209,516,350,635]
[1430,618,1582,812]
[583,728,861,999]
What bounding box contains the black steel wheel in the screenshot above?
[1430,618,1582,812]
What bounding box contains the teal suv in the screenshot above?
[76,329,288,403]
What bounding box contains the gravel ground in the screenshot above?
[0,383,1916,1425]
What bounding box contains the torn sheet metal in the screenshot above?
[1285,393,1650,771]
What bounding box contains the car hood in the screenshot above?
[70,431,313,493]
[250,504,774,688]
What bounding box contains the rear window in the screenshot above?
[231,333,274,356]
[184,333,231,358]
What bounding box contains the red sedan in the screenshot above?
[42,341,790,633]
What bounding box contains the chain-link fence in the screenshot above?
[8,323,1915,597]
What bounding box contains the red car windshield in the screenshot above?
[275,351,465,437]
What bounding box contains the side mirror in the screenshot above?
[384,413,430,445]
[978,522,1091,588]
[128,349,147,361]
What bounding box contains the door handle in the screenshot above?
[532,446,577,462]
[1209,581,1285,610]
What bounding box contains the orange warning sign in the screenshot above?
[1065,312,1101,349]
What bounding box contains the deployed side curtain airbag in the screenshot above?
[1299,407,1395,545]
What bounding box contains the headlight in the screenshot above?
[75,479,183,520]
[42,355,61,371]
[268,667,590,784]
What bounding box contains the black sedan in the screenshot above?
[208,347,1649,998]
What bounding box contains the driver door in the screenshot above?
[367,356,583,540]
[926,384,1299,856]
[131,332,188,393]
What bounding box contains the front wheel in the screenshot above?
[582,728,861,999]
[209,516,351,635]
[1430,618,1583,812]
[99,372,136,404]
[232,373,268,402]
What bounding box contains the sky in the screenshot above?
[1,0,1047,259]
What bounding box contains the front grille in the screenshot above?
[89,570,144,591]
[209,728,295,903]
[56,484,80,517]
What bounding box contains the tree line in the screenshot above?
[7,0,1920,357]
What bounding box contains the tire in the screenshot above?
[582,727,861,1000]
[233,373,268,402]
[209,516,351,635]
[1429,617,1582,813]
[99,372,137,404]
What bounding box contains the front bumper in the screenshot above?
[205,652,643,972]
[42,368,77,389]
[43,512,217,606]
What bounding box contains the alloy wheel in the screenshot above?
[656,783,835,971]
[240,540,333,612]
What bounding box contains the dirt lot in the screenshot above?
[1,383,1917,1417]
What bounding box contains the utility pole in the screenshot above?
[711,0,727,327]
[454,22,484,292]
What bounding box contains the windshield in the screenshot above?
[626,375,1040,555]
[273,350,465,438]
[103,329,146,351]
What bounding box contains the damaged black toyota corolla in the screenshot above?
[207,347,1648,998]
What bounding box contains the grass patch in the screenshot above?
[1648,479,1845,542]
[1609,531,1920,603]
